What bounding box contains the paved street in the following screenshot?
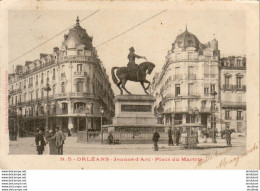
[9,134,246,155]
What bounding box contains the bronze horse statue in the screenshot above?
[111,62,155,95]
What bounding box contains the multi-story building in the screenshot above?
[8,17,115,137]
[151,27,222,131]
[219,56,246,134]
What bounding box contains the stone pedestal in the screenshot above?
[112,94,157,126]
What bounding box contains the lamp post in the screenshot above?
[99,106,105,143]
[85,106,90,142]
[43,82,51,131]
[211,91,218,143]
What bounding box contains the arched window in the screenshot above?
[76,81,84,92]
[61,82,66,93]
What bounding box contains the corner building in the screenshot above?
[151,28,222,131]
[8,18,115,136]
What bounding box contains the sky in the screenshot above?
[8,10,246,95]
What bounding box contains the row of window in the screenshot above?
[172,84,216,96]
[225,110,243,120]
[11,64,86,91]
[224,76,243,87]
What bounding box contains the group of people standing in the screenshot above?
[152,126,233,152]
[35,127,66,155]
[167,127,181,146]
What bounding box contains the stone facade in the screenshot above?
[219,56,246,134]
[8,17,115,136]
[150,28,246,134]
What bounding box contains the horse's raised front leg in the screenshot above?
[143,79,151,90]
[140,82,149,94]
[121,79,131,95]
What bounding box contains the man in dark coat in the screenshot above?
[168,127,174,146]
[152,129,160,151]
[225,127,232,146]
[108,132,114,145]
[46,130,58,155]
[174,127,181,145]
[35,129,46,155]
[51,127,66,155]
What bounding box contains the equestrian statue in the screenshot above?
[111,47,155,95]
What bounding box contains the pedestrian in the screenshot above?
[225,127,232,146]
[68,128,71,137]
[108,132,114,145]
[46,130,58,155]
[35,129,46,155]
[174,127,180,145]
[168,127,174,146]
[152,129,160,151]
[202,128,208,143]
[51,127,66,155]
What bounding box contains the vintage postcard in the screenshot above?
[0,0,259,169]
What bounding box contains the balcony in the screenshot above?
[200,107,211,113]
[222,84,232,91]
[174,107,188,113]
[28,83,33,88]
[59,55,93,63]
[61,73,66,77]
[54,92,94,99]
[9,88,22,95]
[46,77,50,83]
[204,73,217,78]
[210,74,217,78]
[62,108,68,114]
[221,101,246,109]
[173,75,183,80]
[187,74,196,80]
[233,85,246,92]
[74,71,87,77]
[236,116,244,120]
[225,116,232,120]
[203,92,211,97]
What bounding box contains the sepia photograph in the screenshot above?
[0,1,258,170]
[7,9,248,156]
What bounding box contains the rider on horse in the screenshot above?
[127,47,146,80]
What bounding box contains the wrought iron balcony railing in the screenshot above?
[222,84,233,91]
[74,71,87,76]
[233,85,246,91]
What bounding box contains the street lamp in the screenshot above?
[99,106,105,143]
[85,106,90,142]
[211,91,218,143]
[43,82,51,131]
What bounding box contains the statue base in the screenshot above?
[103,94,169,144]
[112,94,157,125]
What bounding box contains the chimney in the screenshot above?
[53,47,59,53]
[25,61,33,67]
[40,54,48,59]
[15,65,23,75]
